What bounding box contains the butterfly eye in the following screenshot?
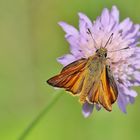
[105,53,107,57]
[96,49,99,53]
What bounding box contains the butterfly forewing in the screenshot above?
[47,58,87,95]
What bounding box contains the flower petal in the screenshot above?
[111,6,119,23]
[96,104,101,111]
[123,85,137,97]
[65,35,81,53]
[78,12,92,29]
[58,22,79,36]
[57,54,76,66]
[78,12,93,39]
[82,102,94,118]
[101,8,110,27]
[134,71,140,82]
[125,24,140,39]
[117,93,127,113]
[118,18,133,36]
[129,96,135,104]
[117,84,137,113]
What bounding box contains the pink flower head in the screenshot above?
[57,6,140,117]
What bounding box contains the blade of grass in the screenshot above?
[18,91,63,140]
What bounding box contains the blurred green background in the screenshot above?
[1,0,140,140]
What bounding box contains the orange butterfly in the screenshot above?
[47,30,118,112]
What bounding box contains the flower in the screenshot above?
[57,6,140,117]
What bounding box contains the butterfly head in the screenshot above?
[96,47,107,58]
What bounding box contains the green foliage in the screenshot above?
[0,0,140,140]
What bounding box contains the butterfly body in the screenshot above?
[47,47,118,111]
[79,54,105,102]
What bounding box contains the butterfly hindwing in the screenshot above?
[106,65,118,104]
[88,65,118,111]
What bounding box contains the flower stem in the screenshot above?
[18,91,62,140]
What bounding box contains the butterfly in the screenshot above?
[47,29,122,112]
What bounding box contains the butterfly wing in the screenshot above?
[88,65,118,111]
[47,56,118,111]
[106,65,118,104]
[47,58,88,95]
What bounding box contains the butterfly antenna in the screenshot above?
[87,28,98,50]
[104,33,114,48]
[108,47,130,52]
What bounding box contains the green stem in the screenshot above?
[18,91,62,140]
